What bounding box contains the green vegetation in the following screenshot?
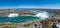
[0,24,4,26]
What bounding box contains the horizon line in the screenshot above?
[0,7,60,9]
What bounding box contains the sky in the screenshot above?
[0,0,60,9]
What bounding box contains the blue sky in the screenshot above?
[0,0,60,9]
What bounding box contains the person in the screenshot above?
[38,24,42,28]
[56,23,60,28]
[58,19,60,23]
[33,23,38,28]
[52,23,58,28]
[34,24,37,28]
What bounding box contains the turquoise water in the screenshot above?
[0,16,41,23]
[0,12,56,23]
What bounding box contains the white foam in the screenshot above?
[35,12,48,19]
[8,13,18,17]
